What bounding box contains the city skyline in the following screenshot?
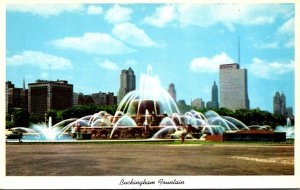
[6,3,294,112]
[6,68,293,115]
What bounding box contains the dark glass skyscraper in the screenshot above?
[206,81,219,109]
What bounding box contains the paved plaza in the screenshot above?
[6,143,294,176]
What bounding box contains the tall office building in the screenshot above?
[206,81,219,109]
[273,91,286,115]
[28,80,73,114]
[118,67,136,102]
[219,63,249,110]
[167,83,176,102]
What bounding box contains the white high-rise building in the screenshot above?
[219,63,249,110]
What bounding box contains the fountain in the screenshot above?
[5,66,288,142]
[274,118,294,139]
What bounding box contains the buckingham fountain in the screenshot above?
[6,66,293,142]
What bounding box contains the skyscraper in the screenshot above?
[118,67,136,102]
[219,63,249,110]
[206,81,219,109]
[273,91,286,115]
[167,83,176,102]
[28,80,73,114]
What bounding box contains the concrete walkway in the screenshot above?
[6,143,294,176]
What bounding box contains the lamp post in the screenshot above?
[44,113,47,124]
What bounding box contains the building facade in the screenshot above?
[273,91,286,115]
[73,92,79,106]
[118,67,136,102]
[177,100,186,106]
[206,81,219,109]
[28,80,73,114]
[219,63,249,110]
[6,81,28,112]
[78,92,117,106]
[286,106,293,117]
[6,81,14,112]
[191,98,205,109]
[91,92,117,106]
[167,83,177,102]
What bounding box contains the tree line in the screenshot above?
[6,104,292,129]
[6,105,117,128]
[177,104,292,128]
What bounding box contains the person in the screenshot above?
[181,132,185,143]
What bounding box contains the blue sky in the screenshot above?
[6,3,294,113]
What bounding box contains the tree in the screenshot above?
[61,105,118,120]
[29,114,44,124]
[46,110,63,126]
[11,108,30,127]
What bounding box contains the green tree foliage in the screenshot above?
[194,107,290,128]
[29,114,45,124]
[46,110,63,125]
[61,105,117,120]
[177,104,192,114]
[10,108,30,127]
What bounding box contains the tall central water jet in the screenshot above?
[116,65,180,117]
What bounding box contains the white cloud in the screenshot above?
[277,18,294,36]
[284,38,294,48]
[6,50,73,70]
[276,18,294,48]
[177,4,282,29]
[7,4,84,17]
[98,60,119,71]
[189,52,234,73]
[51,32,134,55]
[143,5,177,27]
[105,5,132,24]
[87,5,103,15]
[248,57,294,79]
[144,4,292,31]
[254,42,278,49]
[112,23,156,47]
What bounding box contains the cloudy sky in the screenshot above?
[6,3,294,112]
